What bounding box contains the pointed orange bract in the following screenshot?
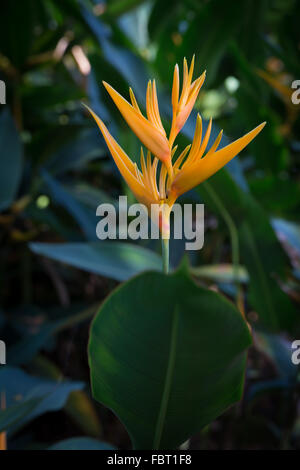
[85,56,265,236]
[102,81,172,176]
[169,122,266,198]
[0,392,6,451]
[83,104,159,210]
[169,56,206,147]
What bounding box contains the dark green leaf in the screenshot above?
[89,268,252,449]
[29,241,162,281]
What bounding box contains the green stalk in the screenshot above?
[162,237,169,274]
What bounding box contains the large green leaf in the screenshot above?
[0,110,23,211]
[29,241,162,281]
[89,267,252,449]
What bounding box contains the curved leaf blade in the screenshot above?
[89,268,252,449]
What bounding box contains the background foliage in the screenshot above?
[0,0,299,450]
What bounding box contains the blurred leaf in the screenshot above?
[7,304,97,366]
[87,70,110,122]
[29,241,162,281]
[89,267,251,449]
[234,86,287,173]
[0,398,42,433]
[64,182,116,209]
[7,324,55,367]
[29,354,102,438]
[271,1,300,77]
[25,203,79,241]
[272,218,300,256]
[105,0,145,17]
[28,122,86,168]
[229,40,266,101]
[199,170,297,332]
[0,110,23,211]
[81,4,149,101]
[0,0,35,66]
[255,331,298,381]
[45,128,106,176]
[179,0,242,86]
[22,83,84,110]
[246,377,295,403]
[191,264,249,284]
[250,176,300,215]
[148,0,180,39]
[0,367,83,433]
[66,390,102,439]
[234,0,268,61]
[41,170,98,240]
[48,437,115,450]
[30,354,102,438]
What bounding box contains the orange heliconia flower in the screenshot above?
[85,57,265,238]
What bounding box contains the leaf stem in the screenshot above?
[161,237,169,274]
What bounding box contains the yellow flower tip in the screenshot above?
[81,101,93,113]
[173,63,179,78]
[189,54,195,71]
[245,121,266,137]
[172,64,180,110]
[102,81,112,95]
[195,70,206,89]
[82,102,105,129]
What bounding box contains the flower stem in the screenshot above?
[162,237,169,274]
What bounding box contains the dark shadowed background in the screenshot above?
[0,0,299,450]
